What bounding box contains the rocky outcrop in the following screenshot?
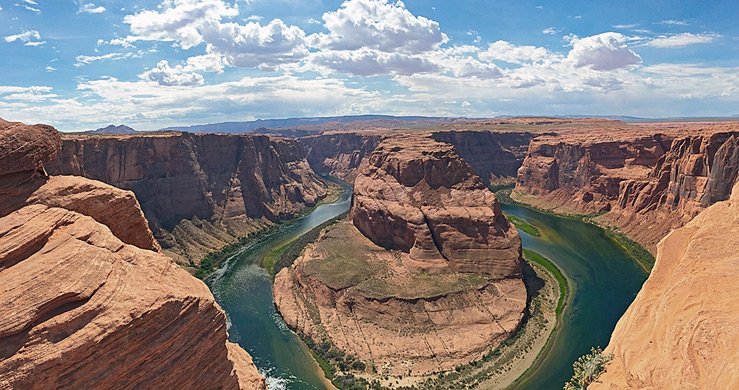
[431,131,536,185]
[513,123,739,252]
[596,129,739,251]
[0,119,266,389]
[47,132,330,265]
[274,136,525,376]
[515,131,674,216]
[590,181,739,390]
[300,133,382,181]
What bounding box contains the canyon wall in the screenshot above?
[274,135,525,377]
[0,119,266,389]
[513,124,739,252]
[47,132,331,265]
[300,130,535,186]
[590,181,739,390]
[300,133,382,181]
[430,130,536,185]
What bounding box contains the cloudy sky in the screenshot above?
[1,0,738,131]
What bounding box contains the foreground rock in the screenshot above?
[47,131,331,265]
[0,119,266,389]
[274,136,525,376]
[591,181,739,390]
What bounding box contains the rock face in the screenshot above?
[301,133,382,181]
[47,132,330,265]
[430,131,536,185]
[514,123,739,252]
[591,181,739,390]
[0,119,266,389]
[274,136,526,376]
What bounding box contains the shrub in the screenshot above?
[563,347,614,390]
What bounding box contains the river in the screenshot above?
[501,203,647,390]
[206,188,647,390]
[206,186,353,390]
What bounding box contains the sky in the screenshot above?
[0,0,738,131]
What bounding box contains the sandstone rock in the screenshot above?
[0,119,266,390]
[47,131,330,265]
[0,118,60,176]
[591,181,739,390]
[350,136,522,276]
[301,133,383,181]
[275,135,525,377]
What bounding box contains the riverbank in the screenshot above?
[191,178,344,279]
[495,187,654,272]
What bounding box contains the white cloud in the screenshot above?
[310,48,438,76]
[646,33,720,48]
[45,66,55,72]
[312,0,447,53]
[4,30,45,46]
[201,19,309,70]
[0,76,377,131]
[480,40,551,64]
[74,52,138,67]
[124,0,238,49]
[612,24,639,29]
[139,60,204,86]
[22,3,41,14]
[658,20,688,26]
[78,3,106,14]
[542,27,560,35]
[567,32,641,70]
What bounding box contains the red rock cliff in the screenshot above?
[590,181,739,390]
[0,119,266,390]
[47,132,330,265]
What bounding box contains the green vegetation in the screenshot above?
[523,249,568,316]
[496,187,654,273]
[604,227,655,272]
[301,337,379,390]
[507,215,540,236]
[262,211,349,278]
[193,234,257,279]
[563,347,614,390]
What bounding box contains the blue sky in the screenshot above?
[1,0,737,131]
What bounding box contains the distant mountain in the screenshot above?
[88,124,137,134]
[158,115,450,133]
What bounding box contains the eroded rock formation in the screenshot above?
[274,136,525,376]
[591,181,739,390]
[0,119,266,389]
[514,123,739,252]
[47,132,331,265]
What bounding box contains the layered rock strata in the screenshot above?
[47,132,330,265]
[274,136,526,376]
[591,181,739,390]
[514,123,739,252]
[0,119,266,389]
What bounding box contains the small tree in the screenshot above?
[564,347,614,390]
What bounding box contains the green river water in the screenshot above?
[206,188,648,390]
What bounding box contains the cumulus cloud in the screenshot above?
[313,0,447,53]
[646,32,720,48]
[4,30,45,46]
[139,60,204,86]
[307,0,449,76]
[201,19,309,70]
[124,0,238,49]
[78,3,106,14]
[311,48,438,76]
[542,27,560,35]
[567,32,641,70]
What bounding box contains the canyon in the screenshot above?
[5,114,739,389]
[47,132,333,266]
[273,135,526,377]
[0,119,266,389]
